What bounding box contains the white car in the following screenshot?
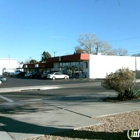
[47,72,69,80]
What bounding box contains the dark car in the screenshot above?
[16,72,27,77]
[0,76,7,84]
[31,72,43,79]
[25,72,35,78]
[41,72,51,79]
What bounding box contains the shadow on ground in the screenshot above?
[47,129,131,140]
[0,102,56,114]
[0,116,133,140]
[45,95,107,102]
[0,116,71,138]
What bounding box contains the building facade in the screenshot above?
[89,54,140,79]
[23,53,140,79]
[0,58,22,75]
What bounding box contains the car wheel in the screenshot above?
[0,81,2,84]
[52,76,56,80]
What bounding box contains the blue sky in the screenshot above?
[0,0,140,62]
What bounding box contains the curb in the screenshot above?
[0,86,61,93]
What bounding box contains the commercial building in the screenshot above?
[23,53,140,79]
[0,58,22,75]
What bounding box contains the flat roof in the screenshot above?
[23,53,89,68]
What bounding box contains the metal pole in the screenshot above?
[135,55,137,71]
[54,51,56,57]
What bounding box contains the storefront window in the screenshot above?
[80,61,83,66]
[80,62,83,71]
[85,62,88,68]
[57,61,86,78]
[65,62,68,66]
[71,62,75,67]
[68,62,71,67]
[63,63,65,67]
[60,63,63,67]
[75,62,79,67]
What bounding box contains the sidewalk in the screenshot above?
[0,95,140,140]
[0,81,140,140]
[0,101,101,140]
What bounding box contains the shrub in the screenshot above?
[124,86,140,99]
[101,68,140,100]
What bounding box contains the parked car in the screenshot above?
[16,72,26,77]
[0,76,7,84]
[47,72,69,80]
[14,71,22,75]
[31,72,43,79]
[3,72,10,76]
[8,72,15,77]
[25,72,35,78]
[41,71,51,79]
[8,70,22,77]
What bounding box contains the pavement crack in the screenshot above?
[0,123,14,140]
[45,103,92,119]
[63,108,92,118]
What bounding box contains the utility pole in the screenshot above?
[135,55,137,71]
[53,51,56,57]
[95,43,99,55]
[8,54,10,63]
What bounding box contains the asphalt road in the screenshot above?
[0,78,111,105]
[0,76,102,88]
[0,86,108,101]
[0,77,139,109]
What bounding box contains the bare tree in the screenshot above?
[132,53,140,57]
[74,46,84,54]
[24,57,32,64]
[111,48,128,56]
[94,41,112,55]
[78,33,112,55]
[30,59,38,64]
[78,33,97,54]
[77,33,128,56]
[24,58,38,64]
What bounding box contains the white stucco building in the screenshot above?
[0,58,22,75]
[23,53,140,79]
[89,54,140,79]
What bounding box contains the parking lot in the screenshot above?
[0,76,98,88]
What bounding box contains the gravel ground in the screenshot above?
[25,110,140,140]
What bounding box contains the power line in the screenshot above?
[108,37,140,42]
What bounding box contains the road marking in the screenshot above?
[0,95,14,103]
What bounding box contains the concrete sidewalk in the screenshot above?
[0,96,140,140]
[0,101,101,140]
[0,81,140,140]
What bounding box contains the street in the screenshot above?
[0,79,109,104]
[0,76,101,88]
